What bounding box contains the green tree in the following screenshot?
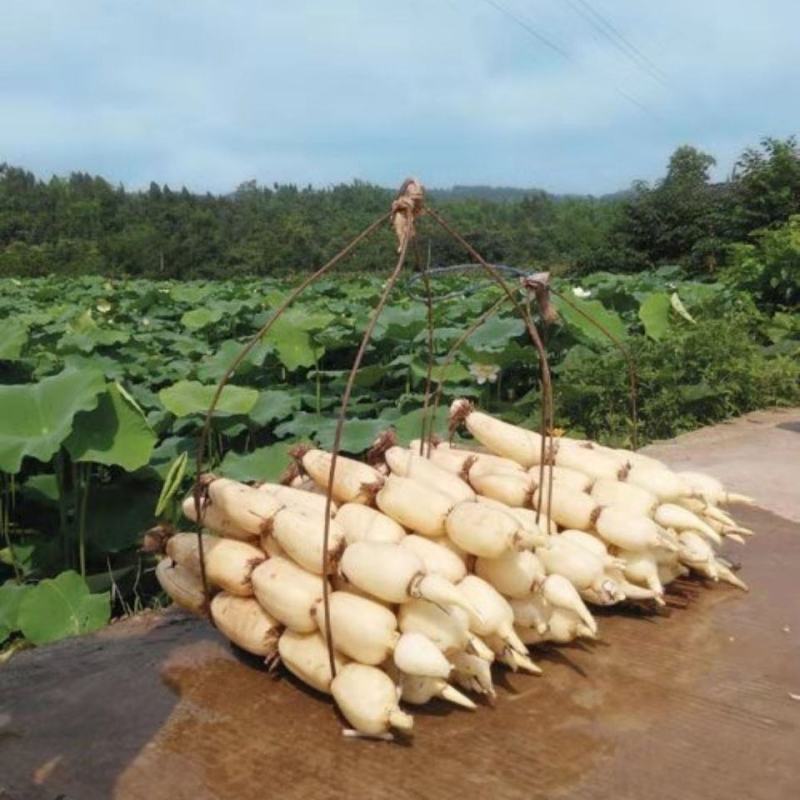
[613,145,726,272]
[731,137,800,235]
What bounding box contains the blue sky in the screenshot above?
[1,0,798,194]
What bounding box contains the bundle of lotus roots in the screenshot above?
[156,398,753,740]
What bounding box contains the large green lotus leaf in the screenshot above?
[297,392,338,412]
[84,481,161,553]
[555,296,627,347]
[181,307,224,330]
[18,571,110,645]
[282,308,335,332]
[66,382,157,470]
[70,308,97,332]
[219,442,294,482]
[58,327,131,353]
[638,293,671,340]
[466,316,526,351]
[248,389,301,426]
[170,284,214,304]
[374,306,428,340]
[274,412,327,440]
[159,380,258,418]
[413,326,465,347]
[390,407,450,445]
[195,338,271,383]
[252,290,288,318]
[351,364,388,388]
[314,324,358,351]
[315,418,387,454]
[0,581,32,638]
[673,282,718,308]
[0,367,105,473]
[127,383,162,411]
[62,353,128,381]
[262,316,320,371]
[0,318,29,360]
[410,359,471,384]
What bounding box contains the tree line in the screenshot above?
[1,136,798,280]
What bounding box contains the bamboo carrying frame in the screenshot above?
[190,179,639,681]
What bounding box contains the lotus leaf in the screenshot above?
[66,382,157,470]
[18,571,110,645]
[0,367,105,473]
[638,293,672,340]
[159,380,258,417]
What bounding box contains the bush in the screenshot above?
[555,311,800,446]
[722,216,800,309]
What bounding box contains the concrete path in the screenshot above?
[1,409,799,800]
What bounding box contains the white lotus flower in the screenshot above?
[469,363,501,385]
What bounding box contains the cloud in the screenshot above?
[0,0,797,193]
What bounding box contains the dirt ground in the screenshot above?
[1,409,798,800]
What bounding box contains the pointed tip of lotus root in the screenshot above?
[388,708,414,733]
[724,492,755,506]
[511,649,542,674]
[576,624,596,640]
[440,682,478,710]
[717,563,749,592]
[467,634,495,662]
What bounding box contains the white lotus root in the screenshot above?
[159,399,752,738]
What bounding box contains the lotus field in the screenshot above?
[0,268,798,650]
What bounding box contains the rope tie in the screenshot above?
[391,178,425,251]
[521,272,559,324]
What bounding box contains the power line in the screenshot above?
[479,0,573,62]
[569,0,670,87]
[476,0,662,121]
[616,89,663,122]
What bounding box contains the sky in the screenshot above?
[1,0,798,195]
